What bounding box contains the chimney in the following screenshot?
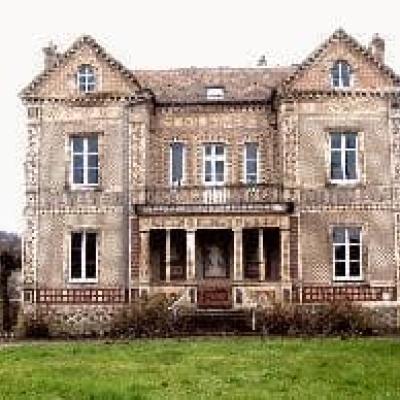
[42,41,59,70]
[257,55,267,67]
[369,33,385,63]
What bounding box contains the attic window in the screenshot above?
[331,61,352,88]
[77,65,96,93]
[206,87,225,100]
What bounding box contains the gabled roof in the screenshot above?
[20,35,141,98]
[281,28,400,89]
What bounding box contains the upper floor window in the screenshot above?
[331,61,352,88]
[71,136,99,186]
[70,231,97,282]
[330,133,358,183]
[170,142,185,186]
[244,143,259,184]
[204,143,225,185]
[206,87,225,100]
[332,227,362,281]
[77,65,96,93]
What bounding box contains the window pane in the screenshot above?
[215,145,224,156]
[348,228,361,244]
[73,138,83,153]
[246,143,257,160]
[247,160,257,174]
[330,134,342,149]
[247,174,257,184]
[85,233,97,279]
[88,168,98,184]
[331,151,343,180]
[341,65,350,87]
[171,143,183,183]
[334,245,346,261]
[71,232,82,279]
[349,262,360,277]
[205,160,212,175]
[88,154,98,168]
[345,151,357,180]
[215,160,224,175]
[333,227,345,243]
[349,245,360,261]
[345,134,356,149]
[73,168,84,184]
[335,261,346,277]
[73,155,84,168]
[87,137,98,153]
[205,145,212,156]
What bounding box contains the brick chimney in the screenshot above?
[42,41,59,70]
[369,33,385,63]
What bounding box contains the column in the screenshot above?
[165,229,171,283]
[186,230,196,281]
[280,229,290,282]
[233,228,243,281]
[139,230,150,287]
[258,228,265,281]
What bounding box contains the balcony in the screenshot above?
[136,184,292,215]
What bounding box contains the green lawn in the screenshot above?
[0,338,399,400]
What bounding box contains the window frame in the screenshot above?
[70,135,99,188]
[332,227,363,282]
[244,142,259,184]
[169,141,186,186]
[77,64,96,93]
[329,132,359,185]
[206,87,225,100]
[331,60,352,89]
[203,143,226,186]
[69,230,98,283]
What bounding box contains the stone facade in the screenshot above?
[20,29,400,333]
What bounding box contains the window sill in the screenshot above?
[327,180,362,188]
[332,278,365,284]
[68,279,98,284]
[69,184,102,192]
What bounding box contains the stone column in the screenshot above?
[139,230,150,288]
[186,230,196,281]
[233,228,243,281]
[280,229,290,282]
[258,228,265,281]
[165,229,171,283]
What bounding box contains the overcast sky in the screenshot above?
[1,0,400,233]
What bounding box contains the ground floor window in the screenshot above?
[332,227,362,281]
[70,231,98,282]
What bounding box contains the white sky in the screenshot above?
[1,0,400,233]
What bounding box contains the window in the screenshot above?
[244,143,258,184]
[206,87,225,100]
[331,61,351,88]
[170,142,185,185]
[71,136,99,186]
[330,133,358,182]
[77,65,96,93]
[204,144,225,185]
[70,231,97,282]
[332,227,362,280]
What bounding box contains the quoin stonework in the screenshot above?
[20,29,400,333]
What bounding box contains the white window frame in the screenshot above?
[77,65,96,93]
[169,141,186,186]
[331,61,352,89]
[329,132,359,184]
[69,230,98,283]
[332,227,363,282]
[244,142,259,184]
[70,136,99,188]
[206,87,225,100]
[203,143,226,186]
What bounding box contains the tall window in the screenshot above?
[170,142,184,185]
[333,227,362,280]
[71,136,99,186]
[204,144,225,185]
[70,231,97,282]
[330,133,358,182]
[331,61,351,88]
[77,65,96,93]
[244,143,258,184]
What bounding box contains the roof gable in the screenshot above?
[20,35,141,99]
[282,28,400,92]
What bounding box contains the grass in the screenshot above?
[0,337,400,399]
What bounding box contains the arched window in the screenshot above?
[331,61,352,88]
[77,65,96,93]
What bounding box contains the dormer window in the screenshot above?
[77,65,96,93]
[331,61,352,88]
[206,87,225,100]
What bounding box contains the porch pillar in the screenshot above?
[280,228,290,282]
[165,229,171,282]
[186,230,196,281]
[258,228,265,281]
[139,230,150,287]
[233,228,243,281]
